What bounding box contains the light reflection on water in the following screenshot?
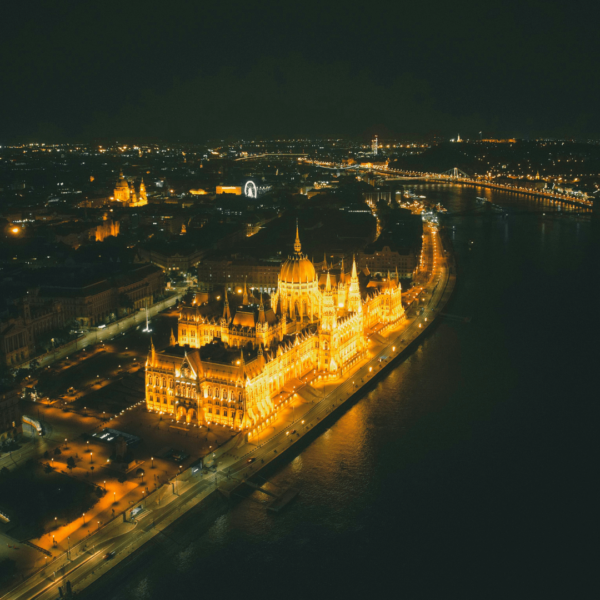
[82,186,596,600]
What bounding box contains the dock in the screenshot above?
[267,487,300,513]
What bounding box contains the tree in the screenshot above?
[54,447,62,456]
[118,293,134,312]
[43,450,50,459]
[66,457,75,472]
[0,466,10,477]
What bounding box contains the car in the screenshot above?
[104,551,116,560]
[247,457,256,463]
[290,430,297,435]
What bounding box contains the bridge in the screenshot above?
[300,159,592,210]
[235,153,308,161]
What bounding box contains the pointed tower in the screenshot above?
[318,270,337,372]
[150,337,156,365]
[321,271,336,331]
[294,218,302,253]
[170,328,176,346]
[243,278,249,305]
[222,290,231,322]
[258,293,266,325]
[139,177,148,205]
[348,255,361,313]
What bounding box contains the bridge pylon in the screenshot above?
[442,167,470,179]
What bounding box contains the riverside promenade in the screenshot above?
[2,223,455,600]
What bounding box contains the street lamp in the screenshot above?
[90,452,93,464]
[82,513,86,525]
[151,457,154,468]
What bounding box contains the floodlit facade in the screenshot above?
[145,225,405,434]
[113,171,148,206]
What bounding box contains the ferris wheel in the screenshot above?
[244,181,257,198]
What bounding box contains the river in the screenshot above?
[81,185,597,600]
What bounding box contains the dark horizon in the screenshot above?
[1,0,598,144]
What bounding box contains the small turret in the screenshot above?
[170,328,176,346]
[243,278,249,305]
[258,293,266,325]
[222,290,231,321]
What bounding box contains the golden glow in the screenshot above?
[11,227,19,234]
[146,227,406,433]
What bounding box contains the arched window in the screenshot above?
[223,390,228,400]
[162,377,166,387]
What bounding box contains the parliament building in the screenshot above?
[145,225,405,436]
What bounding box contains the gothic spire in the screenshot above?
[294,218,302,253]
[223,290,231,320]
[258,293,266,324]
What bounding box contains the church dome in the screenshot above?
[280,254,316,283]
[279,222,316,284]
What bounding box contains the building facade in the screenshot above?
[0,385,21,442]
[357,245,419,278]
[113,171,148,207]
[146,225,406,436]
[197,259,282,293]
[40,265,164,327]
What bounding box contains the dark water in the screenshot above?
[84,186,597,600]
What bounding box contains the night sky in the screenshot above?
[1,0,597,142]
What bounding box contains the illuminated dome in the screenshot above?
[116,171,128,187]
[279,223,316,284]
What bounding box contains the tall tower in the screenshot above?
[139,177,148,205]
[321,271,336,331]
[319,271,337,373]
[348,256,362,313]
[372,135,378,155]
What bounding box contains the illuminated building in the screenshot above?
[95,214,120,241]
[145,224,405,434]
[216,185,242,195]
[113,171,148,206]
